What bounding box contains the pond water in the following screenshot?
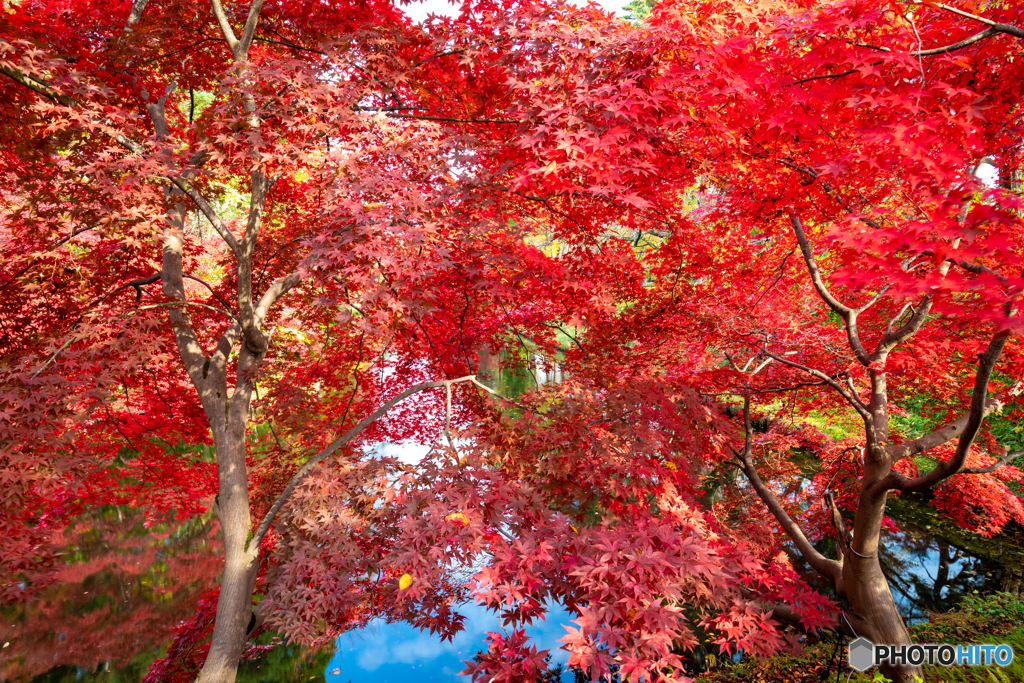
[324,601,574,683]
[0,502,578,683]
[3,491,1019,683]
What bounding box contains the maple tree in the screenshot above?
[2,1,1024,683]
[496,1,1024,680]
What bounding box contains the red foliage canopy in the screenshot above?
[1,0,1022,681]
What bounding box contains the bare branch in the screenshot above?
[88,272,162,307]
[884,302,914,335]
[144,81,178,140]
[384,113,520,125]
[169,177,240,254]
[161,204,211,399]
[184,273,235,315]
[871,295,933,362]
[0,65,75,106]
[885,331,1017,492]
[253,271,302,327]
[725,352,771,374]
[210,0,240,52]
[237,171,275,353]
[759,349,872,420]
[914,27,1000,55]
[823,490,852,562]
[927,3,1024,39]
[138,301,237,318]
[855,284,891,314]
[124,0,150,29]
[789,67,860,86]
[237,0,265,58]
[208,319,242,384]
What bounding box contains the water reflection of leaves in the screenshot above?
[0,506,223,682]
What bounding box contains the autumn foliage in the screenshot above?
[1,0,1023,681]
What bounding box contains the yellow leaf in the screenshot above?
[399,573,413,590]
[445,512,468,527]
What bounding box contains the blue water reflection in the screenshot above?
[325,601,574,682]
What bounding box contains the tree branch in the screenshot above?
[734,397,844,584]
[209,0,240,53]
[252,270,302,328]
[87,272,162,307]
[962,449,1023,475]
[871,295,933,363]
[885,331,1017,491]
[169,177,240,254]
[208,319,242,385]
[124,0,150,29]
[759,349,871,420]
[914,27,1000,55]
[823,490,852,562]
[0,65,75,106]
[927,3,1024,40]
[237,0,265,58]
[384,113,520,125]
[789,214,871,365]
[247,375,480,552]
[184,273,235,315]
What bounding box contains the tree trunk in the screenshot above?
[195,546,259,683]
[195,426,259,683]
[845,489,923,683]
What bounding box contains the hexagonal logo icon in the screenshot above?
[847,637,875,672]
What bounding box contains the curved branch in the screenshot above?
[788,214,871,365]
[914,27,1000,55]
[734,397,844,585]
[247,375,479,552]
[184,273,235,315]
[871,295,933,362]
[759,349,871,420]
[884,331,1015,492]
[927,3,1024,40]
[169,177,240,254]
[962,449,1023,475]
